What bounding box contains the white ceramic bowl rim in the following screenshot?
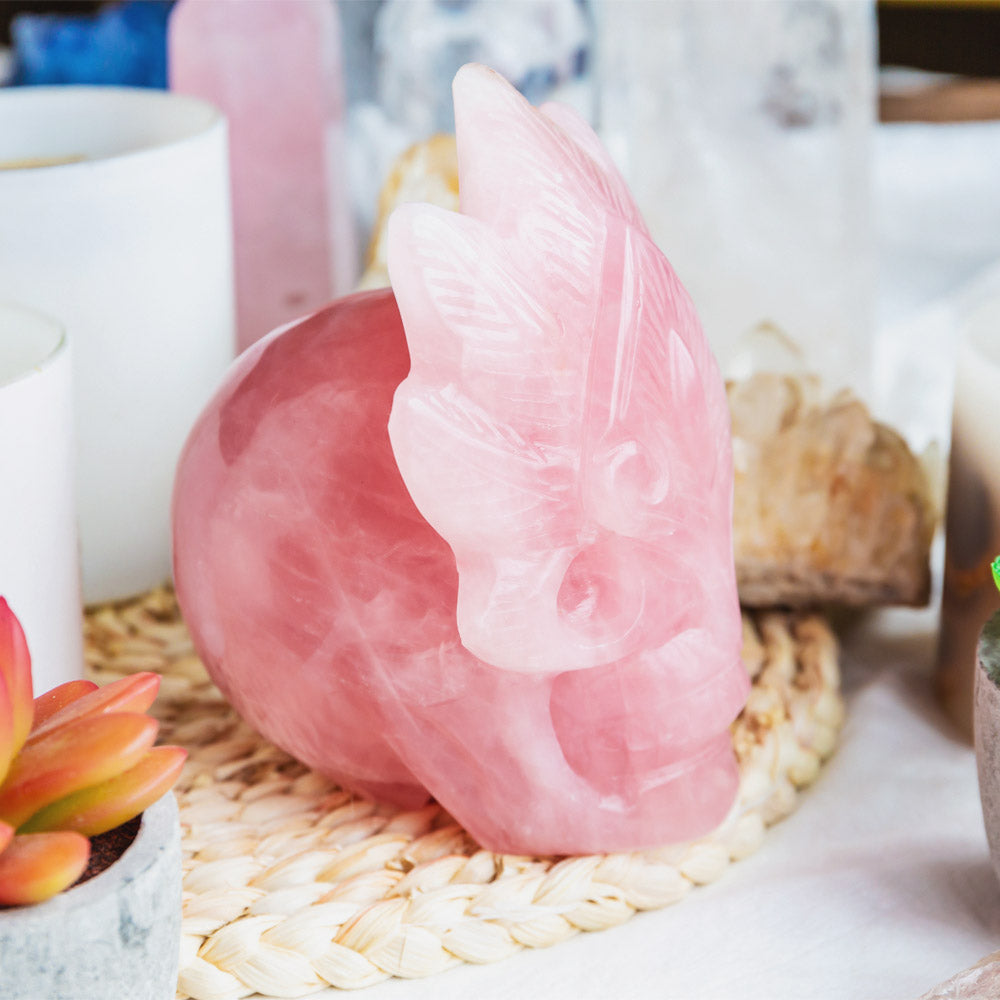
[0,86,222,170]
[0,301,67,390]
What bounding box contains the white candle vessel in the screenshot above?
[0,303,83,694]
[0,86,235,603]
[938,264,1000,738]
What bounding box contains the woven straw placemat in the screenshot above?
[84,588,843,999]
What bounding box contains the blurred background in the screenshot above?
[5,1,999,108]
[2,0,999,448]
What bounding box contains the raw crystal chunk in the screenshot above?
[172,66,748,854]
[918,951,1000,1000]
[729,373,936,607]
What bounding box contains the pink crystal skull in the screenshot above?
[172,65,748,855]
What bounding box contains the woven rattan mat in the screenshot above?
[84,588,844,999]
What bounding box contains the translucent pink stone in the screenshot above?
[172,66,749,855]
[169,0,353,352]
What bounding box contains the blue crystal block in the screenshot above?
[11,1,173,88]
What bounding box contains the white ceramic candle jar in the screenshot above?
[0,303,84,694]
[0,86,235,603]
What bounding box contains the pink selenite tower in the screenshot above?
[168,0,354,352]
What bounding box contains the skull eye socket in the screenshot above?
[556,536,645,648]
[584,438,671,541]
[604,441,669,510]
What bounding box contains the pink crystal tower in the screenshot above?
[173,65,748,855]
[169,0,353,352]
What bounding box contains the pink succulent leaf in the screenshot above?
[0,674,14,787]
[19,745,186,837]
[0,829,90,906]
[0,712,158,829]
[28,672,160,745]
[0,599,34,766]
[31,680,99,730]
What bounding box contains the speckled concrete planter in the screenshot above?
[0,793,182,1000]
[975,612,1000,886]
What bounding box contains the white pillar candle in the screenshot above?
[0,303,83,695]
[0,86,235,603]
[938,264,1000,739]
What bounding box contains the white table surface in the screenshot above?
[272,120,1000,1000]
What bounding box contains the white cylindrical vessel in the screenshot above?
[0,303,83,694]
[938,265,1000,738]
[0,86,235,603]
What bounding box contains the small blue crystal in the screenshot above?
[10,1,174,88]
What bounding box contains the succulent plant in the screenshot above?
[0,598,185,906]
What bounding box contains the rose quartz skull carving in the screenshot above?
[172,66,749,854]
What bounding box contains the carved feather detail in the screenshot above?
[388,64,739,677]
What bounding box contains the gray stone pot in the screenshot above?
[0,792,182,999]
[975,612,1000,886]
